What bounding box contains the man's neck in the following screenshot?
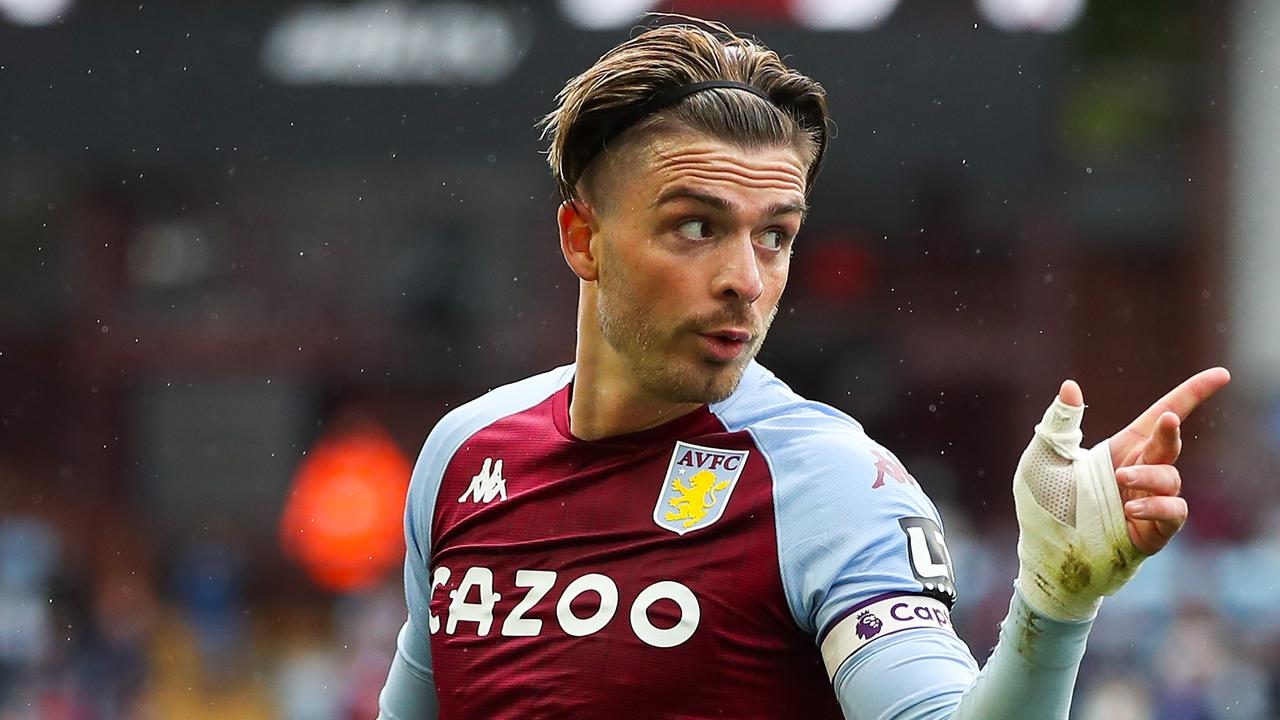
[569,348,701,442]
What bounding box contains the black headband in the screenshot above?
[580,80,775,178]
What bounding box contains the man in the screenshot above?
[378,18,1230,719]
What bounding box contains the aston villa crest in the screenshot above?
[653,441,749,536]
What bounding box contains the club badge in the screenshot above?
[653,441,749,536]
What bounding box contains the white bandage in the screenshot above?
[1013,397,1146,622]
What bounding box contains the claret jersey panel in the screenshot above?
[402,362,958,719]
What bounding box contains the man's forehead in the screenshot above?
[640,134,808,210]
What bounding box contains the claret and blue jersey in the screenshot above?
[401,361,972,718]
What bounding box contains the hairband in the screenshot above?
[580,80,776,177]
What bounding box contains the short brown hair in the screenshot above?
[541,16,831,203]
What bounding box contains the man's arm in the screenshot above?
[379,427,444,718]
[831,585,1091,719]
[379,491,439,717]
[379,620,439,720]
[821,369,1229,719]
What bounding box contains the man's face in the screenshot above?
[585,129,808,404]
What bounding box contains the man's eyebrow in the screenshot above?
[768,199,809,219]
[652,187,808,219]
[651,187,730,211]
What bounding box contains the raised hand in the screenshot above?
[1057,368,1231,555]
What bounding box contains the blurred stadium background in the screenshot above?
[2,0,1279,717]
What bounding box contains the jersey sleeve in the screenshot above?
[756,406,1094,720]
[752,410,967,680]
[378,620,439,720]
[380,422,449,719]
[831,586,1093,720]
[382,411,456,719]
[404,437,442,641]
[719,366,1096,718]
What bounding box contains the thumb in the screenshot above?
[1059,379,1083,407]
[1034,379,1086,459]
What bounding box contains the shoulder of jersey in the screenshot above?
[711,362,915,495]
[712,362,872,458]
[406,364,574,534]
[414,364,575,472]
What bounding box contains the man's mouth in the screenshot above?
[697,329,753,362]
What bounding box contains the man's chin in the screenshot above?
[697,338,765,399]
[664,356,752,405]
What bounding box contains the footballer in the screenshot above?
[377,17,1230,719]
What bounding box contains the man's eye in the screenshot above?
[759,229,789,250]
[676,219,711,240]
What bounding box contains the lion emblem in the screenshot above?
[665,470,730,529]
[854,611,883,640]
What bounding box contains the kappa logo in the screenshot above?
[653,441,749,535]
[870,449,917,489]
[458,457,508,504]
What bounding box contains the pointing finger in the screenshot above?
[1124,367,1230,439]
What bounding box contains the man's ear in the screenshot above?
[558,200,600,282]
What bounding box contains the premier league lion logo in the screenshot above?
[854,611,883,640]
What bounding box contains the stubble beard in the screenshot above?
[596,279,776,406]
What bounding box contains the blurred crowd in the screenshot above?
[0,506,403,720]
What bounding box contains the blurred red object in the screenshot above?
[798,232,876,305]
[280,424,413,593]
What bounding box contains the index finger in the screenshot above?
[1124,367,1231,438]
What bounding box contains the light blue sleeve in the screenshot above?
[379,420,445,719]
[748,408,957,638]
[761,424,1097,719]
[833,586,1093,720]
[712,365,1095,718]
[402,432,441,646]
[378,620,439,720]
[711,366,960,641]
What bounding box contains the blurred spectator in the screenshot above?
[1152,606,1272,720]
[1077,677,1152,720]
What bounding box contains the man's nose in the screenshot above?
[712,234,765,303]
